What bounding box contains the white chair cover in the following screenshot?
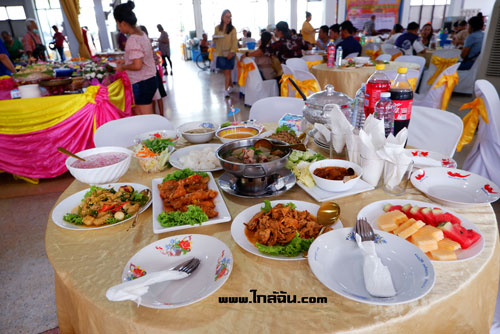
[407,106,463,158]
[454,54,482,95]
[420,49,461,94]
[394,55,426,88]
[293,69,321,96]
[381,44,401,55]
[242,57,279,106]
[93,115,174,148]
[286,58,309,72]
[249,97,305,122]
[281,64,297,97]
[376,54,392,62]
[302,55,323,62]
[345,52,359,59]
[414,63,459,110]
[463,80,500,186]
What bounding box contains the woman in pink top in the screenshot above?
[114,1,157,115]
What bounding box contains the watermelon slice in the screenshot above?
[401,204,412,217]
[409,206,425,222]
[420,207,436,226]
[437,222,481,249]
[389,205,403,212]
[434,212,462,225]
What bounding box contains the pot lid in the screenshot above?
[306,84,353,109]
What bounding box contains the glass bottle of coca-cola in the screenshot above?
[364,64,391,118]
[390,67,414,135]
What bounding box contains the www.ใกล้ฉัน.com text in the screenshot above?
[219,289,328,304]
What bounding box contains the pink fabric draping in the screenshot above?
[0,77,133,179]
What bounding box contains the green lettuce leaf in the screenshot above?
[158,205,209,227]
[256,233,314,257]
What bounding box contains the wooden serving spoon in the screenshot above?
[57,147,85,161]
[254,139,307,152]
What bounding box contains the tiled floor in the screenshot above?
[0,59,498,333]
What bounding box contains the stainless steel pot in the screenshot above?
[302,84,354,125]
[216,138,291,178]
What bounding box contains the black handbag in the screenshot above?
[29,32,46,59]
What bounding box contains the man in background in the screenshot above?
[363,15,376,36]
[395,21,425,55]
[157,24,172,75]
[0,39,15,76]
[316,25,329,50]
[329,24,341,45]
[52,25,66,61]
[384,24,403,45]
[337,20,361,58]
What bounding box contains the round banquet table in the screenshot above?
[46,126,499,334]
[311,61,421,98]
[422,49,435,67]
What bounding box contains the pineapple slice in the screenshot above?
[377,210,408,232]
[438,238,461,251]
[415,225,444,242]
[430,248,457,261]
[394,219,425,239]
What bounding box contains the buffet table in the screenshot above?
[311,61,420,98]
[46,129,500,333]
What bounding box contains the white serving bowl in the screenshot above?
[133,129,179,146]
[354,56,370,65]
[65,146,133,185]
[309,159,363,192]
[177,121,217,144]
[19,84,42,98]
[215,126,260,144]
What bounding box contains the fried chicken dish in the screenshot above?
[245,204,325,246]
[158,173,219,218]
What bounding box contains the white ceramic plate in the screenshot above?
[231,200,343,261]
[169,144,222,172]
[411,167,500,207]
[404,149,457,169]
[120,234,232,309]
[51,183,152,230]
[308,228,435,305]
[296,178,374,202]
[152,172,231,234]
[357,199,484,262]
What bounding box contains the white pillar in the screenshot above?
[324,0,336,25]
[268,0,275,26]
[401,0,411,27]
[448,0,465,17]
[338,0,346,23]
[93,0,110,51]
[193,0,203,39]
[291,0,297,30]
[61,9,79,58]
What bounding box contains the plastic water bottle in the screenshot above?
[351,83,366,130]
[327,41,336,68]
[374,92,395,137]
[335,46,343,67]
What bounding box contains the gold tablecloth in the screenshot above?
[311,61,421,98]
[46,131,499,333]
[422,50,435,67]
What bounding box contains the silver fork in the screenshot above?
[171,258,201,275]
[354,217,375,241]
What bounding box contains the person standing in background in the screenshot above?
[1,31,24,62]
[316,25,329,50]
[157,24,172,75]
[0,39,16,76]
[114,1,158,115]
[213,9,238,98]
[22,18,46,62]
[301,12,317,45]
[52,25,66,61]
[329,24,341,45]
[363,15,376,36]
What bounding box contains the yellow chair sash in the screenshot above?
[208,48,215,61]
[391,52,402,61]
[456,97,489,152]
[390,78,418,91]
[365,49,382,61]
[426,56,459,85]
[280,74,294,97]
[293,79,320,98]
[306,60,323,70]
[432,72,459,110]
[237,62,256,87]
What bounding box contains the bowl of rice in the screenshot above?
[133,130,177,173]
[170,144,222,172]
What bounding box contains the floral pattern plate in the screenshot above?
[308,228,435,305]
[120,234,232,309]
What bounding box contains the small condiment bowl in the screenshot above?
[216,126,260,144]
[178,121,217,144]
[309,159,363,192]
[65,146,133,185]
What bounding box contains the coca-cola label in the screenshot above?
[394,99,413,120]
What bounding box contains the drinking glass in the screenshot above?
[382,160,414,195]
[360,154,384,188]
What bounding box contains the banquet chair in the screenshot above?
[345,52,359,59]
[93,115,174,148]
[454,55,481,95]
[462,80,500,186]
[394,55,426,88]
[286,58,309,72]
[381,44,400,55]
[376,54,392,62]
[293,70,321,97]
[242,57,279,106]
[302,55,323,63]
[249,97,305,122]
[407,106,463,158]
[281,64,297,97]
[381,69,420,91]
[414,63,459,110]
[420,49,461,94]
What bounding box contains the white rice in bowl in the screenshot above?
[179,147,220,170]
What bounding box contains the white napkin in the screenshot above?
[314,123,331,144]
[328,104,354,153]
[106,270,188,305]
[376,128,412,188]
[355,234,396,298]
[411,156,441,168]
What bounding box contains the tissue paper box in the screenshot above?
[278,114,304,132]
